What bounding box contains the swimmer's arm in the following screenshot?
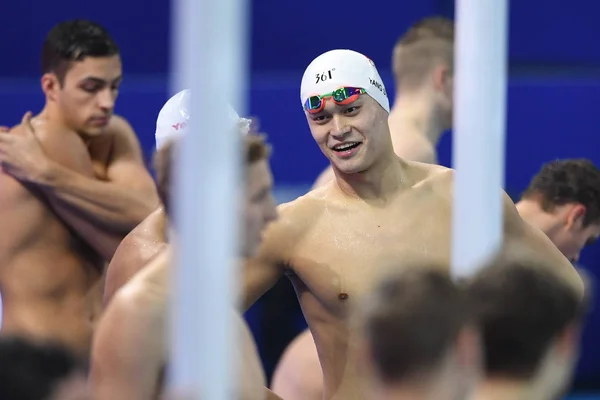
[242,254,286,312]
[241,207,296,311]
[39,118,158,232]
[30,126,125,259]
[90,295,161,400]
[103,235,168,307]
[392,139,437,164]
[502,192,584,295]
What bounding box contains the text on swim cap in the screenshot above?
[172,122,187,131]
[369,78,387,97]
[315,69,336,84]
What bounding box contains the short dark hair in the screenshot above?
[153,126,271,217]
[0,337,85,400]
[521,159,600,227]
[392,17,454,91]
[467,262,587,380]
[360,267,471,384]
[41,19,119,83]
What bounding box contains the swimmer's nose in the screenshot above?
[98,89,116,112]
[330,114,350,139]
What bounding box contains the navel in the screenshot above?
[338,292,349,301]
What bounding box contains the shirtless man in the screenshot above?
[90,131,279,399]
[272,159,600,399]
[312,17,454,188]
[468,259,588,400]
[103,89,250,305]
[356,267,480,400]
[244,49,583,400]
[516,158,600,263]
[275,18,455,397]
[0,20,158,356]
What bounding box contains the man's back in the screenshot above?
[93,249,268,400]
[0,121,103,356]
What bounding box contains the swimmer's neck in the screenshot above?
[332,147,407,201]
[38,105,94,145]
[388,92,448,145]
[38,104,68,128]
[473,378,550,400]
[515,199,557,238]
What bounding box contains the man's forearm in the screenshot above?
[39,161,157,233]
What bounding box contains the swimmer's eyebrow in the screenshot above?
[334,97,363,110]
[80,75,123,85]
[308,110,329,120]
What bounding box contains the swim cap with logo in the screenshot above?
[155,89,247,150]
[300,49,390,113]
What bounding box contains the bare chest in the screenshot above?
[289,193,452,315]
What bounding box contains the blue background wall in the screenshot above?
[2,0,600,392]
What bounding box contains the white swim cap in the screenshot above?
[155,89,190,150]
[155,89,247,150]
[300,49,390,113]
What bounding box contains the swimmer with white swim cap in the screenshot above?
[276,159,600,400]
[91,119,279,399]
[242,49,583,400]
[103,89,251,305]
[275,17,456,397]
[313,17,455,189]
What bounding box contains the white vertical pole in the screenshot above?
[451,0,509,279]
[169,0,247,397]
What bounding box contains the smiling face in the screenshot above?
[305,94,390,175]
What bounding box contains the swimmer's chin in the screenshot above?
[78,125,109,138]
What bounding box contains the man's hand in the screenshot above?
[0,112,52,183]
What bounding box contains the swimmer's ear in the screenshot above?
[566,204,587,231]
[41,73,60,102]
[432,64,451,92]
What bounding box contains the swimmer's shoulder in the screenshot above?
[262,189,329,250]
[119,248,170,301]
[16,116,75,142]
[105,209,167,297]
[404,159,453,185]
[132,207,167,241]
[106,115,140,145]
[25,116,88,155]
[277,186,329,219]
